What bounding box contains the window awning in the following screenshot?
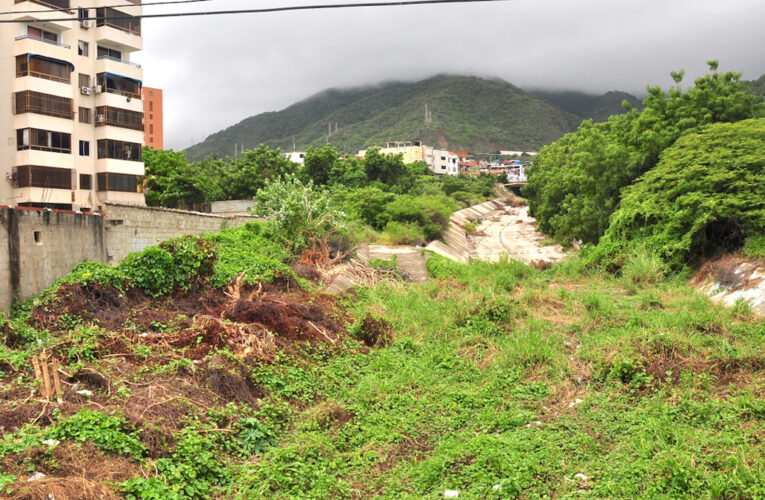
[104,72,142,86]
[28,53,74,71]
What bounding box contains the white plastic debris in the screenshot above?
[492,484,501,490]
[27,472,46,482]
[567,398,584,408]
[41,439,60,447]
[444,490,459,498]
[574,473,589,481]
[75,389,93,397]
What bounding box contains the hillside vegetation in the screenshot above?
[529,89,642,122]
[524,62,763,262]
[185,76,587,160]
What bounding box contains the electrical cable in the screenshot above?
[3,0,213,17]
[0,0,514,23]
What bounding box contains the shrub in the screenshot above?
[598,119,765,268]
[118,236,216,297]
[378,221,425,245]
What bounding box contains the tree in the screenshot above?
[524,62,761,245]
[597,118,765,268]
[303,145,339,186]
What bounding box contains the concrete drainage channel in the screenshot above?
[324,196,568,294]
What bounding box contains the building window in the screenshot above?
[78,8,88,20]
[19,0,70,12]
[79,107,91,124]
[14,165,73,189]
[79,140,90,156]
[14,91,73,119]
[96,46,122,60]
[27,26,58,43]
[97,173,143,192]
[96,7,141,35]
[78,41,89,57]
[80,174,92,190]
[95,106,144,130]
[97,139,141,161]
[148,101,153,112]
[149,138,153,143]
[149,124,153,134]
[96,73,141,99]
[16,128,71,154]
[79,73,90,88]
[16,54,71,83]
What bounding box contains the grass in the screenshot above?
[2,254,765,498]
[226,256,765,498]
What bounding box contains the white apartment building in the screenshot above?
[1,0,145,211]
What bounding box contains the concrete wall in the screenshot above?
[0,204,257,314]
[103,203,254,264]
[0,207,106,314]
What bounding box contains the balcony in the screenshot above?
[94,58,142,83]
[96,55,141,68]
[15,91,73,120]
[95,72,142,100]
[11,11,73,31]
[95,106,144,131]
[94,10,142,52]
[13,38,71,68]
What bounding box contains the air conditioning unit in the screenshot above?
[81,86,92,95]
[92,85,102,94]
[81,20,93,29]
[96,114,105,123]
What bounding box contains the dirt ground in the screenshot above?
[469,205,567,266]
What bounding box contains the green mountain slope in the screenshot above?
[743,73,765,104]
[528,89,642,122]
[184,76,582,161]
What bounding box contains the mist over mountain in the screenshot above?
[184,75,642,161]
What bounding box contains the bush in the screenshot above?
[378,221,426,245]
[118,236,216,297]
[598,119,765,268]
[524,64,761,246]
[209,224,294,287]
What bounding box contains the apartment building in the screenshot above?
[1,0,145,210]
[358,140,459,176]
[142,86,161,149]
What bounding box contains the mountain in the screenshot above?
[528,90,642,122]
[743,73,765,104]
[184,75,585,161]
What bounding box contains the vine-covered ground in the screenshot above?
[2,251,765,498]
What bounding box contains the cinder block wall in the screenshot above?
[0,207,107,314]
[103,204,254,264]
[0,204,257,314]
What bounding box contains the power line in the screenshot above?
[0,0,514,23]
[1,0,213,17]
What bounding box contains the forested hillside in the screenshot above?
[184,76,582,161]
[528,90,642,122]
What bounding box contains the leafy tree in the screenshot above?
[595,119,765,268]
[524,62,761,245]
[328,157,367,188]
[303,145,339,185]
[159,157,226,210]
[363,148,407,186]
[224,146,297,199]
[143,147,193,206]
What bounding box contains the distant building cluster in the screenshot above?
[358,141,460,176]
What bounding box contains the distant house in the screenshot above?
[500,150,524,157]
[286,151,306,164]
[359,140,459,176]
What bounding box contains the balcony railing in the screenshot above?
[14,0,69,11]
[95,106,144,131]
[14,34,71,49]
[96,7,141,36]
[15,91,73,119]
[96,55,141,68]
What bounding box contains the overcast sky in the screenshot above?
[131,0,765,150]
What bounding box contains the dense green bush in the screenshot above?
[524,63,761,246]
[208,223,294,287]
[119,236,216,297]
[595,119,765,268]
